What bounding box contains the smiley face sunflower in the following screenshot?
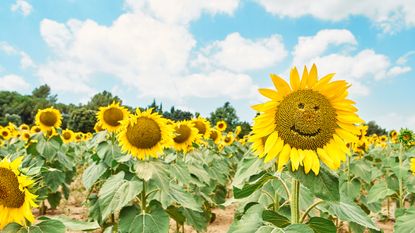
[251,64,363,175]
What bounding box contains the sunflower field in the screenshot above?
[1,65,415,233]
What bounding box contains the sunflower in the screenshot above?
[216,121,227,132]
[35,107,62,132]
[209,129,222,144]
[191,117,211,139]
[61,129,75,144]
[30,126,42,134]
[117,108,173,160]
[94,122,104,133]
[172,121,199,153]
[97,102,130,132]
[0,157,38,229]
[222,133,235,146]
[20,131,31,142]
[411,158,415,175]
[1,128,11,141]
[18,124,30,131]
[251,64,363,175]
[74,133,83,142]
[399,129,414,146]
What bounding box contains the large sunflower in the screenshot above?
[216,121,227,132]
[191,117,211,139]
[118,109,173,160]
[0,157,38,229]
[61,129,75,144]
[35,107,62,132]
[172,121,199,153]
[97,102,130,132]
[251,64,363,175]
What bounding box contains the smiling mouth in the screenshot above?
[291,125,321,137]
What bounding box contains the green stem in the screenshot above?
[300,200,324,223]
[290,178,300,224]
[398,143,404,208]
[274,175,291,201]
[141,179,147,213]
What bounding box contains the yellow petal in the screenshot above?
[314,73,335,90]
[290,67,301,91]
[337,122,360,135]
[263,131,279,155]
[299,66,309,89]
[335,128,358,142]
[307,64,318,87]
[278,144,291,172]
[317,148,337,170]
[336,114,364,124]
[258,88,282,100]
[311,151,320,175]
[270,74,291,96]
[303,150,313,174]
[264,137,284,163]
[298,149,306,165]
[290,147,300,170]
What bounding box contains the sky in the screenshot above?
[0,0,414,130]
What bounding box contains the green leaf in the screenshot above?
[262,210,290,228]
[98,172,143,220]
[283,224,314,233]
[46,216,100,231]
[233,173,274,199]
[325,201,379,230]
[166,206,185,225]
[228,204,264,233]
[169,183,202,211]
[306,217,336,233]
[130,203,169,233]
[291,167,340,201]
[135,161,169,193]
[32,219,66,233]
[350,160,372,183]
[394,207,415,233]
[340,180,360,201]
[233,157,264,188]
[47,192,62,209]
[43,168,65,192]
[82,162,108,190]
[119,206,140,233]
[169,162,192,184]
[367,181,395,204]
[181,208,210,232]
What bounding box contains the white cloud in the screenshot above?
[290,29,411,96]
[124,0,239,25]
[375,112,415,130]
[0,42,36,69]
[397,51,415,65]
[194,32,287,72]
[11,0,32,16]
[0,74,30,92]
[256,0,415,33]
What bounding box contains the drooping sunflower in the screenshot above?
[399,129,414,146]
[216,121,227,132]
[35,107,62,132]
[18,124,30,131]
[172,121,199,153]
[209,129,222,144]
[118,108,174,160]
[61,129,75,144]
[1,128,11,141]
[97,102,130,132]
[191,117,211,139]
[251,64,363,175]
[0,157,38,229]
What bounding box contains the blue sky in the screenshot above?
[1,0,414,130]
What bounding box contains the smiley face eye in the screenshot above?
[298,103,305,109]
[314,106,320,111]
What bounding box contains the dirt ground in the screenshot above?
[36,175,394,233]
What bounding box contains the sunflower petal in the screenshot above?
[270,74,291,96]
[278,144,291,172]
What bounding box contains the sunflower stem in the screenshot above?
[141,179,147,214]
[290,178,300,224]
[398,143,405,208]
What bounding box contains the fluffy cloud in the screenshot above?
[194,32,287,72]
[124,0,239,25]
[256,0,415,33]
[0,74,30,92]
[375,112,415,130]
[290,29,411,96]
[11,0,32,16]
[0,42,36,69]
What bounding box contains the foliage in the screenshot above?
[67,108,96,133]
[367,121,387,136]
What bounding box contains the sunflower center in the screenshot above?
[2,131,8,137]
[275,89,337,150]
[225,136,231,143]
[194,121,206,135]
[174,125,191,144]
[63,132,72,140]
[39,111,58,127]
[210,131,218,141]
[126,117,162,149]
[103,107,124,127]
[0,168,26,208]
[403,135,410,140]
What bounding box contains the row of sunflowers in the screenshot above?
[1,64,415,232]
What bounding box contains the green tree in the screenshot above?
[87,91,122,110]
[366,121,387,136]
[163,106,193,121]
[67,108,97,132]
[209,102,239,131]
[237,121,251,137]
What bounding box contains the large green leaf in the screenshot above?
[350,160,372,183]
[262,210,290,228]
[233,157,264,188]
[98,172,143,220]
[340,180,361,201]
[82,162,108,190]
[3,220,66,233]
[181,208,210,232]
[228,204,264,233]
[394,207,415,233]
[291,167,340,201]
[43,168,65,192]
[130,203,169,233]
[367,181,395,204]
[169,183,202,211]
[46,216,100,231]
[234,173,274,199]
[306,217,336,233]
[119,206,141,233]
[325,201,379,230]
